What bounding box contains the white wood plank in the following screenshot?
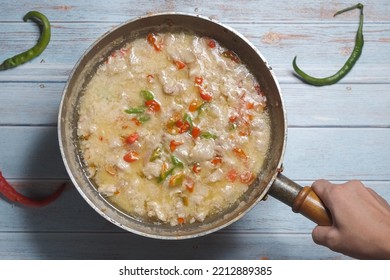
[0,232,349,260]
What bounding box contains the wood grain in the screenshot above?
[0,0,389,260]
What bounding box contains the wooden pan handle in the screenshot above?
[292,186,332,226]
[268,173,332,226]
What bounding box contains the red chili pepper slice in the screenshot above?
[198,88,213,102]
[175,120,190,134]
[147,33,162,51]
[145,99,161,112]
[192,163,201,174]
[0,171,66,207]
[177,217,185,224]
[125,132,139,144]
[170,140,183,152]
[123,150,139,162]
[194,76,203,85]
[227,169,238,182]
[191,126,201,138]
[211,155,222,165]
[208,39,216,48]
[174,60,186,69]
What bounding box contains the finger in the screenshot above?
[311,179,334,206]
[312,225,333,246]
[367,187,390,208]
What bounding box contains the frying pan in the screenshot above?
[58,12,332,239]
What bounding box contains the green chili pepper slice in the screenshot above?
[200,131,218,139]
[137,114,151,123]
[292,3,364,86]
[157,167,175,183]
[150,147,162,162]
[124,107,146,114]
[141,90,155,101]
[171,155,184,168]
[0,11,51,70]
[183,113,194,131]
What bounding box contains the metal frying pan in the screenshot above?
[58,13,331,239]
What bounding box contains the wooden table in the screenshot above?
[1,0,389,259]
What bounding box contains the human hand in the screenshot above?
[311,179,390,259]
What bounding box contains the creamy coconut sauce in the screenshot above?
[77,32,270,226]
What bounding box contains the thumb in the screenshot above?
[312,225,335,247]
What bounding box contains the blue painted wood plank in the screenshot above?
[0,0,388,23]
[0,180,388,234]
[1,82,389,126]
[0,232,349,260]
[0,22,389,83]
[0,127,67,179]
[0,0,389,260]
[1,127,389,180]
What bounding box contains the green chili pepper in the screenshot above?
[137,114,151,123]
[124,107,146,114]
[157,156,184,183]
[157,167,175,183]
[292,3,364,86]
[171,155,184,168]
[0,11,51,71]
[200,131,218,139]
[141,90,155,101]
[183,113,194,131]
[150,147,162,161]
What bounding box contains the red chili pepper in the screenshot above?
[175,120,190,134]
[194,76,203,85]
[191,126,201,138]
[177,217,185,224]
[189,99,201,112]
[198,87,213,102]
[125,132,139,144]
[123,150,139,162]
[208,39,216,48]
[145,99,161,112]
[131,117,141,126]
[0,171,66,207]
[192,163,201,174]
[147,33,162,51]
[211,155,222,165]
[170,140,183,152]
[233,147,248,161]
[227,169,238,182]
[174,60,186,69]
